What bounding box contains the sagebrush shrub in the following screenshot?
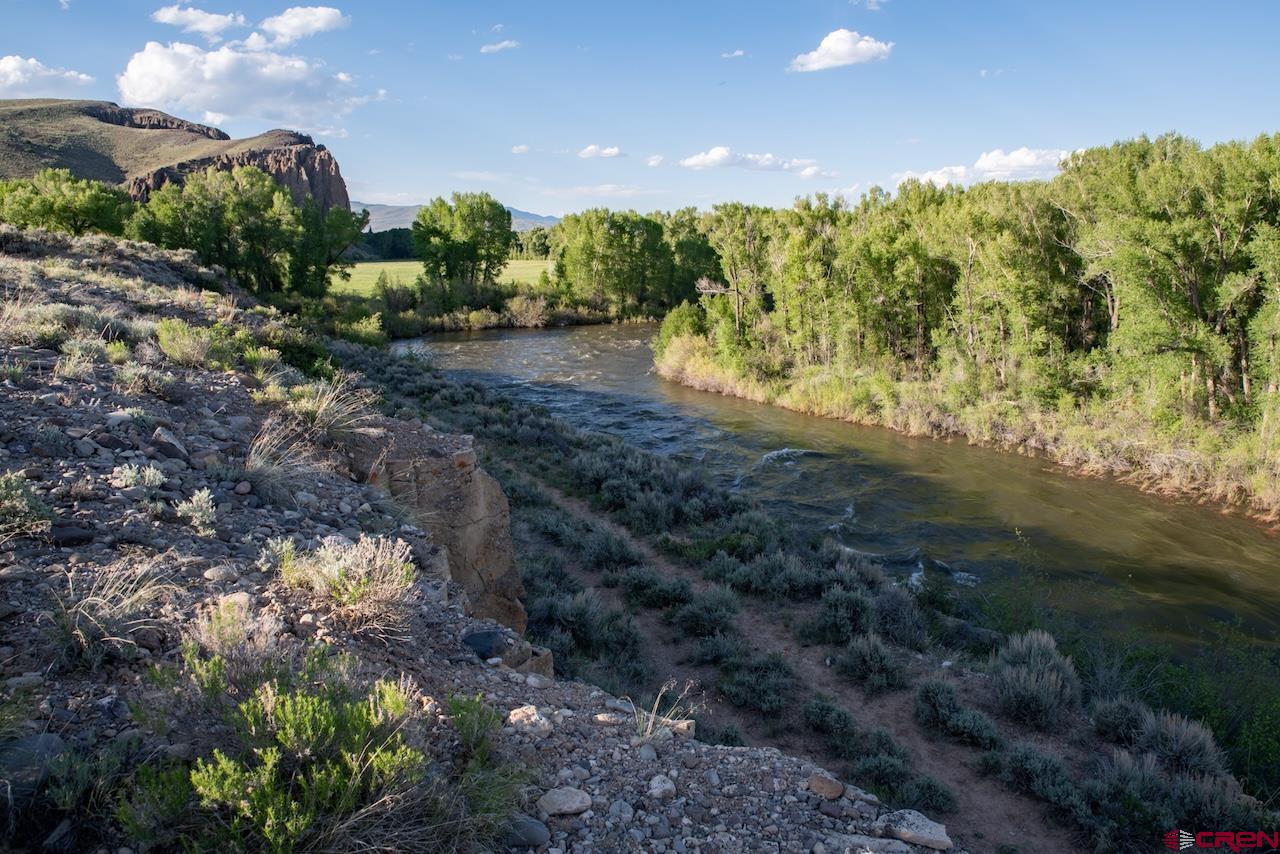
[991,629,1080,730]
[155,317,212,367]
[282,535,417,640]
[0,471,52,547]
[836,632,907,694]
[873,587,930,651]
[1137,709,1227,777]
[914,681,1002,749]
[801,585,872,645]
[719,653,796,714]
[1092,696,1148,745]
[668,588,739,638]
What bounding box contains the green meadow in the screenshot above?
[333,258,550,295]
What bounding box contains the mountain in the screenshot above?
[0,98,349,210]
[352,201,560,233]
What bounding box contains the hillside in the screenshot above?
[354,200,560,232]
[0,99,349,210]
[0,227,958,853]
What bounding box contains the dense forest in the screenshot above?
[649,133,1280,516]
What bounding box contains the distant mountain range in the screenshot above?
[353,201,560,233]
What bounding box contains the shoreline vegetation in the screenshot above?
[655,331,1280,525]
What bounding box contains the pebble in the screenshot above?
[536,787,591,816]
[648,774,677,801]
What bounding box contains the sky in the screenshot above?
[3,0,1280,216]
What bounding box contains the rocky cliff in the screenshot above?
[0,99,350,210]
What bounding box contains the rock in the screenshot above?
[637,743,657,762]
[807,771,844,800]
[874,809,952,851]
[203,565,237,583]
[105,409,134,428]
[150,427,188,460]
[5,673,43,691]
[824,834,913,854]
[592,712,628,726]
[609,799,635,823]
[536,786,591,816]
[462,629,509,660]
[47,525,93,546]
[234,481,252,495]
[648,774,677,800]
[507,705,553,738]
[525,673,553,690]
[503,814,550,850]
[513,646,554,677]
[74,438,97,457]
[344,419,526,631]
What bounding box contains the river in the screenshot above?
[396,323,1280,649]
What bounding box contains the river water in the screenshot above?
[397,323,1280,648]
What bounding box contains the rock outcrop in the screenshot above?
[342,416,529,633]
[124,133,351,211]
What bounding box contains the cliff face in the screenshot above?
[124,134,351,211]
[0,99,350,211]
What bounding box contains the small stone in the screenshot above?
[536,787,591,816]
[203,565,237,583]
[74,439,97,458]
[637,743,657,762]
[5,674,43,691]
[234,481,252,495]
[150,427,188,461]
[874,809,952,851]
[807,771,844,800]
[609,799,634,824]
[105,410,134,429]
[703,769,720,787]
[506,705,553,738]
[503,814,550,849]
[48,525,93,546]
[592,712,628,726]
[525,673,552,689]
[647,774,676,801]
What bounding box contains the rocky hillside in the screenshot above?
[0,99,349,210]
[0,227,957,852]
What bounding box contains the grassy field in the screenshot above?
[333,258,550,296]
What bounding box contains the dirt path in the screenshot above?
[527,478,1080,854]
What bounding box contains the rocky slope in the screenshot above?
[0,99,349,210]
[0,228,957,852]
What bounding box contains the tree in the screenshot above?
[290,201,370,298]
[0,168,133,236]
[411,192,514,309]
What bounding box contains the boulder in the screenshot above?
[503,814,550,850]
[807,771,844,800]
[536,786,591,816]
[874,809,952,851]
[344,418,526,632]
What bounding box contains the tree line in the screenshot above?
[0,167,367,297]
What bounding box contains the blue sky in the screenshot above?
[3,0,1279,215]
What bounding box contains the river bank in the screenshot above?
[655,334,1280,527]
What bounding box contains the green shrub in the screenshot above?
[652,301,705,360]
[719,653,797,714]
[913,681,1002,749]
[991,629,1080,730]
[0,471,52,547]
[156,317,213,367]
[874,587,930,651]
[668,588,739,638]
[105,339,131,365]
[836,633,907,694]
[615,566,692,608]
[1092,696,1148,746]
[1137,709,1227,777]
[176,487,217,536]
[190,678,424,853]
[800,585,873,645]
[334,313,388,347]
[580,528,642,571]
[281,535,417,640]
[984,742,1086,821]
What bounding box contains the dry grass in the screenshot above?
[628,679,703,742]
[244,416,324,505]
[50,557,174,668]
[281,535,418,641]
[287,370,379,441]
[187,595,285,695]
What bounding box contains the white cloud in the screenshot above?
[480,39,519,54]
[152,5,246,43]
[578,144,622,159]
[511,144,530,154]
[117,40,376,131]
[491,23,505,32]
[645,154,664,167]
[0,55,94,96]
[59,0,71,8]
[851,0,884,9]
[721,49,745,59]
[895,146,1069,187]
[789,29,892,72]
[260,6,349,45]
[678,145,834,178]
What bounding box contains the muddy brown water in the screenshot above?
[396,323,1280,651]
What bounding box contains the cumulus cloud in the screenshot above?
[678,145,833,178]
[645,154,664,167]
[789,29,892,72]
[152,5,246,42]
[260,6,349,44]
[511,144,530,154]
[0,55,94,96]
[578,144,622,159]
[721,49,745,59]
[895,146,1069,186]
[117,40,378,131]
[480,39,519,54]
